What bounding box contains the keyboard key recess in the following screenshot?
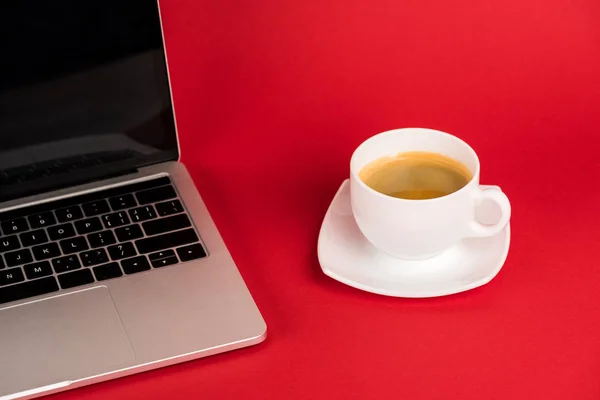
[155,200,184,216]
[177,243,207,262]
[52,255,82,273]
[82,200,110,217]
[135,185,177,205]
[48,223,76,240]
[28,212,57,228]
[0,277,59,305]
[58,269,95,289]
[115,225,144,242]
[55,206,83,222]
[142,214,191,236]
[20,229,49,247]
[121,256,151,274]
[80,249,109,267]
[1,218,29,235]
[128,206,156,222]
[107,242,137,260]
[109,194,137,210]
[32,243,61,260]
[135,229,198,254]
[4,249,33,267]
[102,212,130,228]
[59,237,89,254]
[24,261,53,279]
[0,267,25,286]
[0,235,21,253]
[93,262,123,281]
[88,230,117,248]
[75,217,103,234]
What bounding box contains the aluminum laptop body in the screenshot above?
[0,2,266,398]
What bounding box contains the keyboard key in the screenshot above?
[55,206,83,222]
[24,261,53,279]
[82,200,110,216]
[148,249,176,261]
[48,223,76,240]
[93,262,123,281]
[75,217,103,234]
[0,177,170,223]
[20,229,49,247]
[155,200,184,216]
[0,277,59,305]
[142,214,191,236]
[52,255,81,273]
[107,242,137,260]
[136,185,177,205]
[102,211,130,228]
[4,249,33,267]
[148,249,179,268]
[32,242,61,260]
[177,243,207,262]
[88,230,117,248]
[0,256,4,269]
[109,194,137,211]
[151,256,178,268]
[0,267,25,286]
[0,235,20,252]
[121,256,151,275]
[60,237,89,254]
[1,218,29,235]
[58,269,95,289]
[129,206,156,222]
[28,212,57,228]
[80,248,109,267]
[115,224,143,242]
[135,229,199,254]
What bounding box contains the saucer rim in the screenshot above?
[317,179,511,298]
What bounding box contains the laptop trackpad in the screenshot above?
[0,286,134,397]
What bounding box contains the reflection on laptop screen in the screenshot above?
[0,1,178,201]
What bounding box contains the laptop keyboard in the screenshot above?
[0,177,206,305]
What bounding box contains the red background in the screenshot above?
[52,0,600,399]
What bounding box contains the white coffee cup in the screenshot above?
[350,128,511,260]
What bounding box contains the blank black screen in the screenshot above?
[0,1,178,201]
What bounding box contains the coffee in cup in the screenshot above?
[350,128,511,260]
[358,151,473,200]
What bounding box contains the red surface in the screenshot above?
[51,1,600,399]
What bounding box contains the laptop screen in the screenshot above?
[0,1,179,202]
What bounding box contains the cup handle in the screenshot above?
[467,185,511,238]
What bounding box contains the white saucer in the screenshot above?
[317,180,511,298]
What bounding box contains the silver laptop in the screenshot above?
[0,2,266,399]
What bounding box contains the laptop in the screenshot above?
[0,2,266,398]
